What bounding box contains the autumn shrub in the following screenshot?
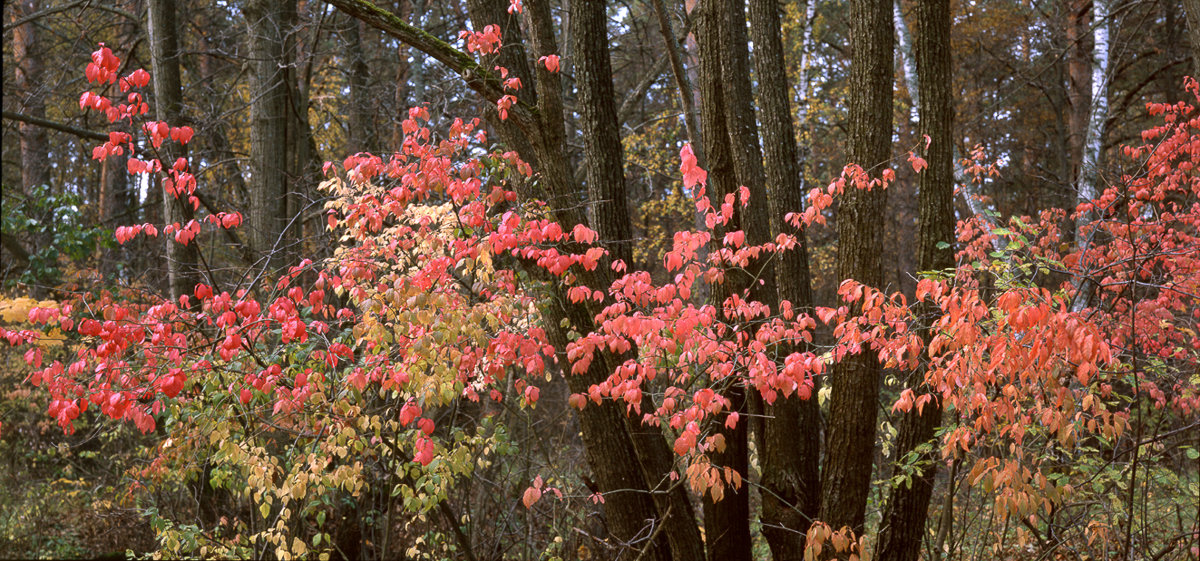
[2,44,1198,561]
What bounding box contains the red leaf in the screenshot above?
[522,486,542,508]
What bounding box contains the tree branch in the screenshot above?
[3,110,108,141]
[1,232,31,268]
[3,0,139,33]
[323,0,519,115]
[4,0,87,33]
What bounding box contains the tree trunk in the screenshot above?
[1065,0,1091,191]
[876,0,954,558]
[571,0,632,265]
[9,0,49,194]
[344,16,372,154]
[391,0,414,148]
[1185,0,1200,76]
[1072,0,1110,311]
[148,0,201,300]
[244,0,291,269]
[894,0,999,252]
[650,0,702,157]
[821,0,893,539]
[748,0,821,558]
[695,2,752,559]
[718,0,772,295]
[567,4,709,558]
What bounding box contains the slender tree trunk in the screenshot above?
[287,2,324,267]
[876,0,954,558]
[563,3,706,558]
[894,0,919,120]
[244,0,291,269]
[345,16,372,153]
[478,2,691,558]
[148,0,201,300]
[795,0,817,194]
[390,0,413,148]
[1065,0,1091,190]
[748,0,821,558]
[9,0,50,294]
[650,0,703,159]
[1072,0,1110,311]
[821,0,893,539]
[718,0,771,287]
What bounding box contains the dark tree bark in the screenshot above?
[148,0,200,300]
[695,1,752,559]
[344,16,372,153]
[821,0,893,539]
[718,0,772,294]
[571,0,632,265]
[1065,0,1091,191]
[563,3,707,559]
[1185,0,1200,76]
[286,3,327,267]
[244,0,292,268]
[876,0,954,559]
[748,0,821,557]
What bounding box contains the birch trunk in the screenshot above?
[1073,0,1110,311]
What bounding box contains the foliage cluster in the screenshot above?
[1,32,1198,561]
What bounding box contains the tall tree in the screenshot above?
[1186,0,1200,75]
[748,0,821,557]
[893,0,999,251]
[650,0,702,156]
[1065,0,1092,191]
[243,0,293,268]
[571,0,631,264]
[1072,0,1111,311]
[876,0,955,558]
[821,0,893,537]
[566,2,706,558]
[148,0,200,300]
[9,0,48,194]
[693,0,753,558]
[344,16,372,154]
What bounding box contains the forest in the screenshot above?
[1,0,1198,559]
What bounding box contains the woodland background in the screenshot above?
[2,0,1198,559]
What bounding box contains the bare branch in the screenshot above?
[2,110,108,141]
